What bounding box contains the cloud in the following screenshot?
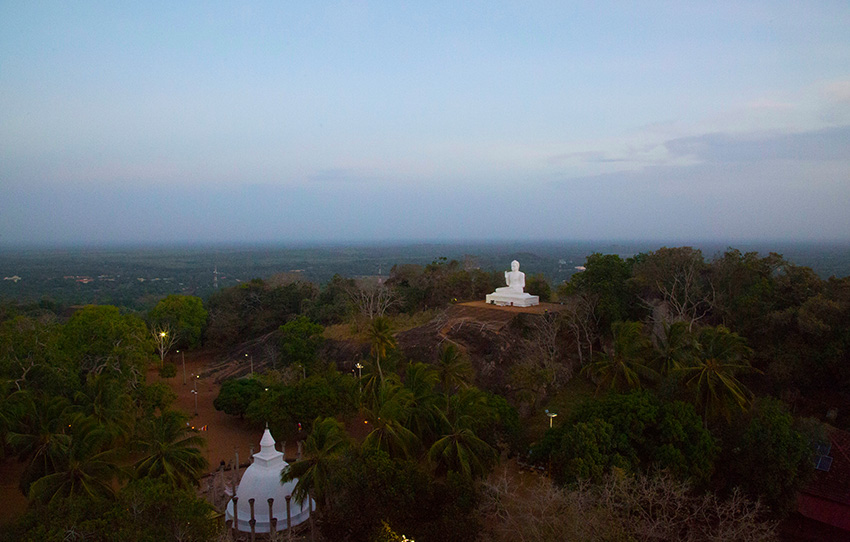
[665,126,850,163]
[307,168,373,183]
[824,80,850,104]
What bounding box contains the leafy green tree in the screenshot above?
[213,377,264,418]
[531,391,717,486]
[69,374,135,447]
[132,409,208,490]
[717,397,816,513]
[148,294,208,349]
[59,305,151,386]
[525,273,552,302]
[281,416,351,510]
[279,316,325,376]
[583,321,658,392]
[654,320,697,376]
[562,253,636,330]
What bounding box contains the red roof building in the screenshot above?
[796,427,850,532]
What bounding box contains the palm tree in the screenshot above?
[281,416,350,510]
[428,388,496,479]
[362,380,419,459]
[675,325,756,421]
[582,321,658,393]
[428,425,495,479]
[365,317,396,381]
[436,343,473,415]
[133,409,207,490]
[654,321,697,376]
[69,374,134,447]
[27,417,123,504]
[6,393,73,494]
[402,362,442,445]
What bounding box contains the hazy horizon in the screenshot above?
[3,3,849,246]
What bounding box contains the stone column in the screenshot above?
[285,495,292,542]
[268,497,277,533]
[249,498,256,542]
[232,496,239,538]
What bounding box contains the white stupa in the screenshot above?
[225,428,314,533]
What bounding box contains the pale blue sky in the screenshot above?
[2,1,849,245]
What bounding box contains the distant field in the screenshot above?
[1,240,848,310]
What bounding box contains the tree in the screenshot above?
[349,279,398,319]
[60,305,151,386]
[531,391,716,486]
[151,324,177,368]
[148,295,208,349]
[525,274,552,302]
[279,316,325,376]
[133,410,208,490]
[563,253,635,330]
[436,343,473,402]
[213,378,264,418]
[582,321,658,393]
[632,247,713,331]
[717,397,817,513]
[428,424,495,479]
[7,393,73,495]
[366,317,396,381]
[675,325,755,421]
[363,380,419,459]
[27,417,122,504]
[281,416,351,510]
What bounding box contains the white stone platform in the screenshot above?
[485,292,539,307]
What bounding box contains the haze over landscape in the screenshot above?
[2,2,849,246]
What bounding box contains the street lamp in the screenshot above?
[545,409,558,428]
[245,353,253,376]
[355,362,363,394]
[178,349,186,385]
[191,389,198,416]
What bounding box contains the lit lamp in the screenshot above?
[545,409,558,428]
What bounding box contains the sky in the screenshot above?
[2,1,849,246]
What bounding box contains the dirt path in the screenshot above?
[152,350,271,471]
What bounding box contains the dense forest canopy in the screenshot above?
[1,245,848,541]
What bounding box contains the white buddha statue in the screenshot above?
[486,260,539,307]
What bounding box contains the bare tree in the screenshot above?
[562,293,601,367]
[478,470,777,542]
[348,278,398,320]
[152,324,178,367]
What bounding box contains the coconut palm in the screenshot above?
[6,393,73,494]
[675,325,756,421]
[402,362,442,444]
[654,321,697,376]
[27,417,123,504]
[429,388,496,479]
[436,343,473,416]
[362,380,419,459]
[133,409,207,490]
[365,317,396,381]
[69,374,135,446]
[281,416,350,510]
[583,321,658,393]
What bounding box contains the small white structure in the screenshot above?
[225,428,314,533]
[486,260,539,307]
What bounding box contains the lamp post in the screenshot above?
[191,389,198,416]
[245,353,253,377]
[178,349,186,385]
[545,409,558,428]
[355,362,363,394]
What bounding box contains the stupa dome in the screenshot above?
[225,428,314,533]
